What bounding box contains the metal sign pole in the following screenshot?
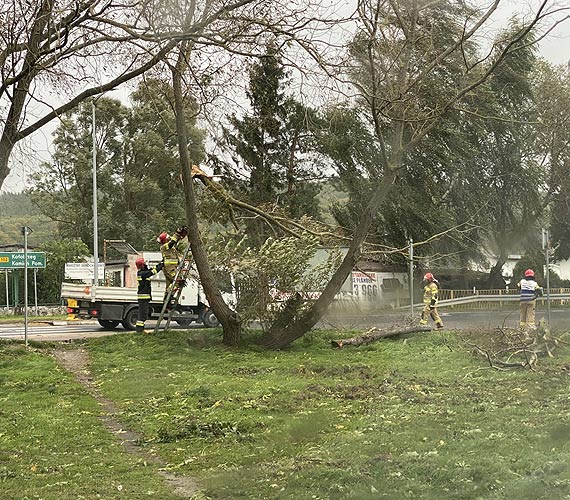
[4,270,8,308]
[409,238,414,316]
[34,268,38,315]
[22,226,31,346]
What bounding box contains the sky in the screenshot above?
[1,0,569,194]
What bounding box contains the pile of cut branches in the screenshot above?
[465,321,565,370]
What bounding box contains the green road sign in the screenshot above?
[0,252,46,269]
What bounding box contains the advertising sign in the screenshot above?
[64,262,105,281]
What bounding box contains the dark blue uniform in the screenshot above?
[136,262,163,332]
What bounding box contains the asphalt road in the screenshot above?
[0,318,197,342]
[2,307,570,341]
[322,307,570,331]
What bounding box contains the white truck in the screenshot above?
[61,252,221,330]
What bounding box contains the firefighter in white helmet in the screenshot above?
[419,272,444,329]
[517,268,543,328]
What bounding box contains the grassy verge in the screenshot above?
[0,342,197,500]
[3,328,570,499]
[0,315,68,324]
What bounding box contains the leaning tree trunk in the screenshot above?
[487,250,508,289]
[260,170,398,349]
[0,137,15,190]
[172,43,241,347]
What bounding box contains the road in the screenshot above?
[2,308,570,341]
[0,319,196,342]
[323,307,570,331]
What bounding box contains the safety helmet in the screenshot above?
[135,257,146,270]
[157,232,169,244]
[524,269,534,278]
[423,272,434,281]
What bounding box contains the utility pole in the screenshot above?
[542,228,551,326]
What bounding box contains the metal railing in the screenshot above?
[422,288,570,310]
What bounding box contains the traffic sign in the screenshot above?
[0,252,46,269]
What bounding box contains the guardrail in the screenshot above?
[412,289,570,309]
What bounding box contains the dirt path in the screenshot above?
[52,348,200,499]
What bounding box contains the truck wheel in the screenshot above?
[121,308,138,330]
[200,308,220,328]
[98,319,119,330]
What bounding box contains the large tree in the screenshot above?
[466,24,544,287]
[259,0,561,349]
[534,63,570,260]
[221,43,326,245]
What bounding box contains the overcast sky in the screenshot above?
[1,0,569,194]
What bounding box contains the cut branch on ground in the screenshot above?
[331,325,432,348]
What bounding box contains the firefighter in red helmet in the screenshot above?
[419,272,444,329]
[135,257,163,332]
[517,268,543,328]
[157,226,188,306]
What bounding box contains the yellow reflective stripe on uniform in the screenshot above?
[164,260,178,265]
[137,294,151,299]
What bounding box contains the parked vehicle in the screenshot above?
[61,252,223,330]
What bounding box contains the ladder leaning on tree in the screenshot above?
[154,244,193,333]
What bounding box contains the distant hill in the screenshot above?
[0,192,58,247]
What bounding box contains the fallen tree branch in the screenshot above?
[464,320,563,369]
[331,325,432,348]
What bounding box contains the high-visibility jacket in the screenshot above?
[160,233,182,267]
[423,282,439,306]
[517,278,542,302]
[137,263,163,300]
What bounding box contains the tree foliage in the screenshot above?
[221,43,326,245]
[28,80,205,252]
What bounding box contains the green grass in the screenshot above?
[3,328,570,499]
[0,342,196,500]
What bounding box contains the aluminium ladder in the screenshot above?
[153,243,193,333]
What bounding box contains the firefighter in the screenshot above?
[419,272,444,329]
[517,268,543,328]
[135,257,164,333]
[157,226,188,305]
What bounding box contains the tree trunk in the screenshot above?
[172,43,241,347]
[331,325,432,348]
[260,169,398,349]
[487,251,507,289]
[0,138,14,189]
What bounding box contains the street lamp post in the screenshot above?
[92,100,99,294]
